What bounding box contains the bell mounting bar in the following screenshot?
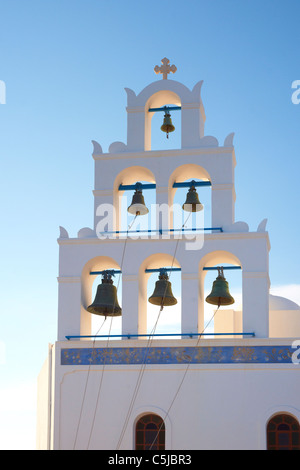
[148,105,181,113]
[173,180,211,188]
[118,180,211,191]
[203,266,241,270]
[90,267,240,275]
[146,266,241,273]
[66,332,255,340]
[119,182,156,191]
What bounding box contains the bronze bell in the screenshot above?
[148,269,177,308]
[127,186,149,216]
[87,271,122,317]
[182,184,203,212]
[205,267,235,307]
[161,112,175,139]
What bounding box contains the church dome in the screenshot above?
[269,294,300,311]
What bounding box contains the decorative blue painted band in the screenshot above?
[61,345,295,366]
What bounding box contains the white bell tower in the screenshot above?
[37,60,300,451]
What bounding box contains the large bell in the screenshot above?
[127,186,149,216]
[182,184,203,212]
[87,272,122,317]
[205,267,235,307]
[148,269,178,308]
[161,112,175,138]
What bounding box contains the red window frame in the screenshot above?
[135,414,165,450]
[267,414,300,450]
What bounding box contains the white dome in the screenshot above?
[269,294,300,311]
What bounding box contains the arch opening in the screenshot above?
[140,253,181,337]
[169,164,212,231]
[150,105,181,151]
[172,178,210,234]
[81,256,122,338]
[145,89,181,151]
[199,251,242,338]
[120,181,155,236]
[114,166,156,235]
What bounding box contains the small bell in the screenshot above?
[148,269,178,308]
[205,267,235,307]
[87,271,122,317]
[161,112,175,139]
[182,184,203,212]
[127,185,149,216]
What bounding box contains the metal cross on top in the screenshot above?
[154,57,177,79]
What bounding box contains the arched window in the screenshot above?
[267,414,300,450]
[135,414,165,450]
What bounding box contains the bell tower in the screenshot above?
[38,59,299,452]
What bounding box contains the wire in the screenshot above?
[85,213,138,449]
[72,316,107,450]
[148,305,220,450]
[115,211,192,450]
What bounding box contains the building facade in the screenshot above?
[37,59,300,450]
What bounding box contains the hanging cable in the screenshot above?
[72,213,138,450]
[148,305,220,450]
[72,315,107,450]
[116,211,192,450]
[85,213,138,450]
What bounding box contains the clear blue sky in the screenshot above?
[0,0,299,449]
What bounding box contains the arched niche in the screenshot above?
[81,256,122,337]
[125,80,205,151]
[199,251,242,337]
[113,166,156,233]
[168,164,211,230]
[145,90,181,151]
[138,253,181,336]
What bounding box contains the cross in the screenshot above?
[154,58,177,79]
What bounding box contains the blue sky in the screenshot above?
[0,0,299,449]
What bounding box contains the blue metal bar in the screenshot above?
[90,270,122,275]
[118,183,156,191]
[148,106,181,113]
[203,266,241,271]
[89,266,240,275]
[99,227,223,235]
[89,266,240,276]
[173,181,211,188]
[145,267,181,273]
[119,181,211,191]
[66,332,255,340]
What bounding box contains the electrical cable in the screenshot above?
[115,211,192,450]
[85,213,138,449]
[148,305,220,450]
[72,316,107,450]
[72,213,137,450]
